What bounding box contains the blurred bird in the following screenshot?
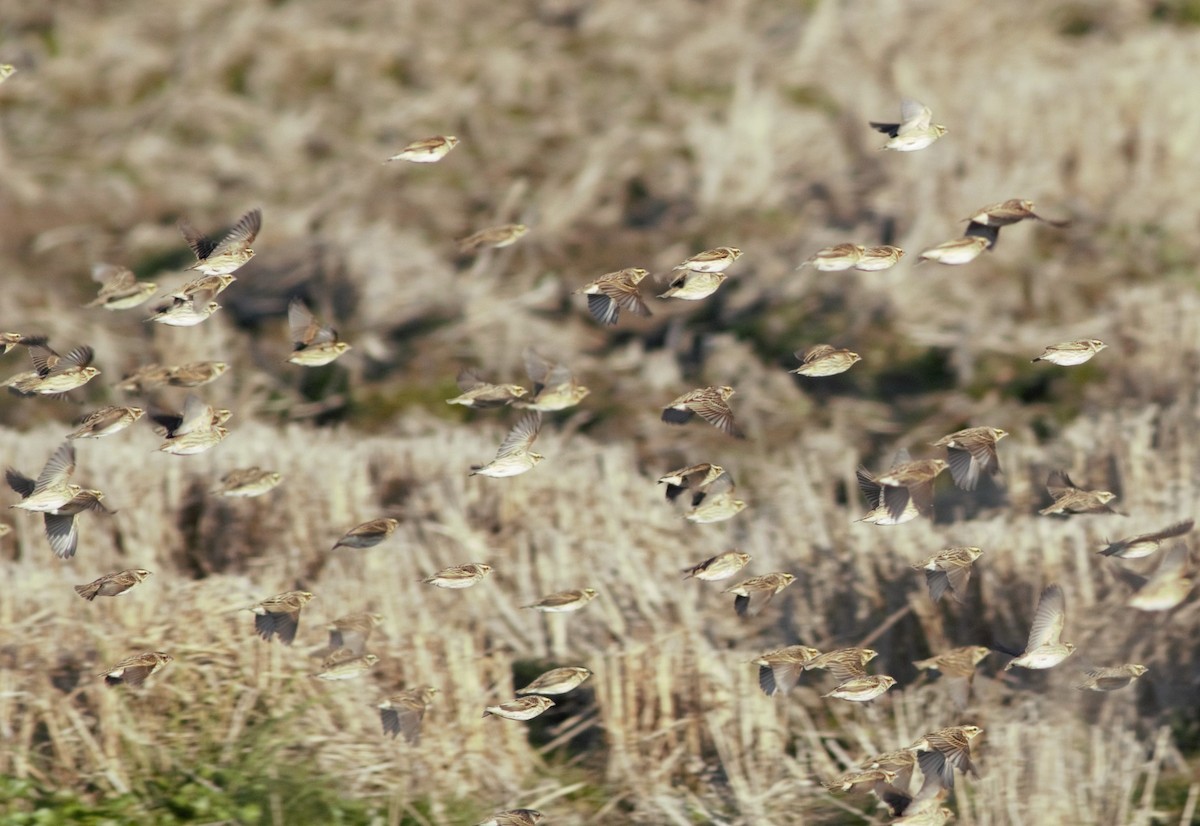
[963,199,1068,227]
[0,65,14,84]
[286,298,351,366]
[917,236,990,265]
[7,442,81,513]
[314,649,379,681]
[75,569,152,601]
[1040,471,1120,516]
[5,337,99,395]
[661,386,743,438]
[823,768,898,795]
[875,458,949,521]
[790,345,861,377]
[210,467,282,498]
[179,207,261,276]
[684,491,747,524]
[912,547,983,603]
[86,263,158,310]
[482,696,555,720]
[522,588,597,613]
[931,426,1007,491]
[854,245,905,271]
[1004,584,1075,670]
[378,687,439,744]
[1117,545,1194,611]
[1031,338,1107,366]
[753,645,821,696]
[681,550,751,581]
[385,135,459,163]
[474,809,543,826]
[658,269,728,301]
[906,725,983,790]
[98,652,173,687]
[516,666,592,695]
[804,648,878,681]
[856,461,920,525]
[859,750,918,792]
[574,267,651,326]
[1076,664,1148,691]
[914,646,991,709]
[470,412,544,477]
[724,572,795,617]
[333,518,399,550]
[1,332,23,354]
[166,361,228,387]
[823,675,897,702]
[44,489,114,558]
[798,243,864,271]
[421,563,493,589]
[658,462,729,505]
[116,364,172,394]
[169,272,237,303]
[512,348,589,411]
[326,612,384,655]
[152,394,230,455]
[1099,519,1193,559]
[67,406,144,440]
[458,223,528,252]
[146,292,221,327]
[249,590,315,645]
[446,368,527,408]
[673,246,742,273]
[869,99,947,151]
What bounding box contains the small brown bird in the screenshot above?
[673,246,742,273]
[856,464,919,526]
[44,490,114,559]
[914,645,991,709]
[753,645,822,696]
[516,666,592,695]
[7,441,82,513]
[684,492,747,524]
[151,394,230,455]
[482,696,555,720]
[854,245,905,271]
[1031,339,1107,366]
[681,550,751,581]
[790,345,861,377]
[1099,519,1193,559]
[166,361,229,387]
[869,98,946,152]
[313,649,379,681]
[446,368,528,408]
[804,648,878,681]
[823,675,897,702]
[512,348,590,411]
[723,572,795,617]
[1004,584,1075,670]
[963,199,1068,228]
[823,768,898,795]
[210,467,283,498]
[179,208,261,276]
[287,299,351,366]
[906,725,983,790]
[378,687,439,743]
[5,337,100,396]
[522,588,598,613]
[798,243,865,272]
[168,272,238,303]
[145,291,222,327]
[470,412,544,478]
[1040,471,1121,516]
[333,518,399,550]
[67,406,145,440]
[917,236,990,265]
[875,458,949,521]
[86,263,158,310]
[99,652,173,687]
[75,569,152,601]
[250,590,315,645]
[1076,664,1148,692]
[931,426,1008,491]
[458,223,528,252]
[574,267,651,326]
[661,386,743,438]
[116,364,172,394]
[912,547,983,602]
[859,750,918,792]
[474,809,543,826]
[385,135,459,163]
[658,463,729,505]
[421,563,493,589]
[658,269,728,301]
[326,612,384,655]
[1118,545,1194,611]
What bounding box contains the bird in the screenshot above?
[482,696,555,721]
[522,588,597,613]
[753,645,821,696]
[145,291,222,327]
[458,223,528,252]
[1031,338,1107,365]
[287,298,351,366]
[658,269,728,301]
[86,263,158,310]
[931,426,1008,491]
[168,271,238,303]
[790,345,861,377]
[916,236,990,265]
[332,518,399,550]
[853,245,905,271]
[74,569,152,601]
[43,489,114,559]
[151,394,230,455]
[962,199,1068,228]
[0,65,15,84]
[165,361,229,388]
[474,809,543,826]
[115,364,173,393]
[67,406,145,441]
[869,99,946,151]
[875,458,949,521]
[684,492,747,524]
[914,646,991,709]
[1117,545,1194,611]
[446,368,528,408]
[4,337,100,395]
[1076,664,1149,692]
[657,463,729,505]
[1098,519,1193,559]
[858,750,918,792]
[804,648,878,681]
[798,243,864,271]
[178,207,261,276]
[516,666,592,695]
[249,591,315,645]
[681,550,751,581]
[1,332,24,354]
[855,461,920,526]
[573,268,651,326]
[672,247,742,273]
[822,768,898,795]
[326,612,384,655]
[7,442,82,513]
[1004,584,1075,670]
[912,547,984,602]
[512,348,589,411]
[661,386,743,438]
[385,135,459,163]
[421,563,493,589]
[98,652,173,687]
[210,467,283,498]
[378,687,439,744]
[723,572,795,617]
[906,725,983,790]
[822,675,897,702]
[1039,470,1120,516]
[470,412,544,477]
[313,649,379,681]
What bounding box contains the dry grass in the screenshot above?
[2,0,1200,823]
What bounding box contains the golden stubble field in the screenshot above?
[2,1,1200,823]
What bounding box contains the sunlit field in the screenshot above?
[2,1,1199,824]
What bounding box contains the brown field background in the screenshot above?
[2,1,1200,823]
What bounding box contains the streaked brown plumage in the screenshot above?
[963,199,1068,227]
[854,245,905,271]
[1004,584,1075,670]
[446,368,527,408]
[378,687,439,743]
[482,695,555,720]
[658,462,729,505]
[931,426,1007,491]
[1098,519,1193,559]
[723,572,795,617]
[166,361,229,387]
[661,385,743,438]
[333,518,399,550]
[210,467,283,498]
[672,246,742,273]
[179,208,261,276]
[856,465,919,526]
[516,666,592,695]
[470,412,544,477]
[574,267,651,326]
[67,406,144,440]
[99,651,173,687]
[917,235,990,265]
[513,348,589,411]
[875,458,949,521]
[474,809,543,826]
[912,547,983,602]
[1077,663,1148,692]
[1031,338,1107,366]
[823,674,896,702]
[753,645,822,696]
[798,243,864,271]
[385,135,459,163]
[326,612,384,655]
[804,648,878,681]
[521,588,597,613]
[915,645,991,709]
[86,263,158,310]
[5,337,99,395]
[421,563,493,589]
[906,725,983,790]
[1040,470,1120,515]
[790,345,861,377]
[681,550,751,582]
[458,223,528,252]
[313,649,379,681]
[44,489,114,559]
[287,298,351,366]
[250,590,315,645]
[75,569,152,601]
